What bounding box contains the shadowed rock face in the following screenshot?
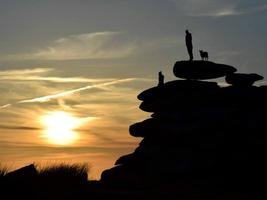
[225,73,263,87]
[173,60,237,80]
[101,60,267,193]
[5,164,37,181]
[137,80,219,101]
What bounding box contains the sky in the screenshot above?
[0,0,266,179]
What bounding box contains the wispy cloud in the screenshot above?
[1,31,182,61]
[4,32,137,61]
[0,68,114,83]
[171,0,240,17]
[19,78,136,103]
[0,125,40,130]
[0,104,11,109]
[0,66,153,109]
[0,75,115,83]
[0,78,137,109]
[171,0,267,17]
[0,68,53,75]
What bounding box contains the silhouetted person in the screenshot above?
[185,30,193,61]
[158,71,164,86]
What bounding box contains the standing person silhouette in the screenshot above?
[158,71,164,86]
[185,30,193,61]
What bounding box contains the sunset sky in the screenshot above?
[0,0,266,179]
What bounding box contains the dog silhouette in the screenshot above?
[199,50,209,61]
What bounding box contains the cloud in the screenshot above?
[0,66,153,110]
[171,0,267,17]
[0,75,114,83]
[171,0,240,17]
[0,68,53,75]
[0,125,40,130]
[0,104,11,109]
[0,78,138,108]
[18,78,136,103]
[1,31,183,61]
[0,68,141,109]
[4,32,137,61]
[0,68,115,83]
[0,78,138,109]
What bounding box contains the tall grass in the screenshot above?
[37,162,89,185]
[0,163,89,198]
[0,164,9,177]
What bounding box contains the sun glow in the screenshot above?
[40,111,80,145]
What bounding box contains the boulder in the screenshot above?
[5,164,37,183]
[129,118,186,137]
[173,60,236,80]
[225,73,264,86]
[139,85,267,112]
[137,80,219,101]
[115,153,145,166]
[101,165,146,188]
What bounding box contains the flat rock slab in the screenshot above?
[138,80,219,101]
[173,60,237,80]
[225,73,264,86]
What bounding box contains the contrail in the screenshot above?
[0,104,11,109]
[19,78,136,103]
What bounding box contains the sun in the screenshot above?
[40,111,80,145]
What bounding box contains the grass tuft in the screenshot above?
[37,162,89,185]
[0,164,9,177]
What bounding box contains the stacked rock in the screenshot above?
[225,73,263,87]
[101,60,267,193]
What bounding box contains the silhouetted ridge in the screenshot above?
[1,163,89,200]
[101,60,267,195]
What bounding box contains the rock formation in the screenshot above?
[225,73,263,87]
[5,164,37,181]
[173,60,236,80]
[101,60,267,193]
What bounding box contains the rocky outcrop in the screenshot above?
[173,60,236,80]
[101,60,267,193]
[5,164,37,181]
[225,73,263,86]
